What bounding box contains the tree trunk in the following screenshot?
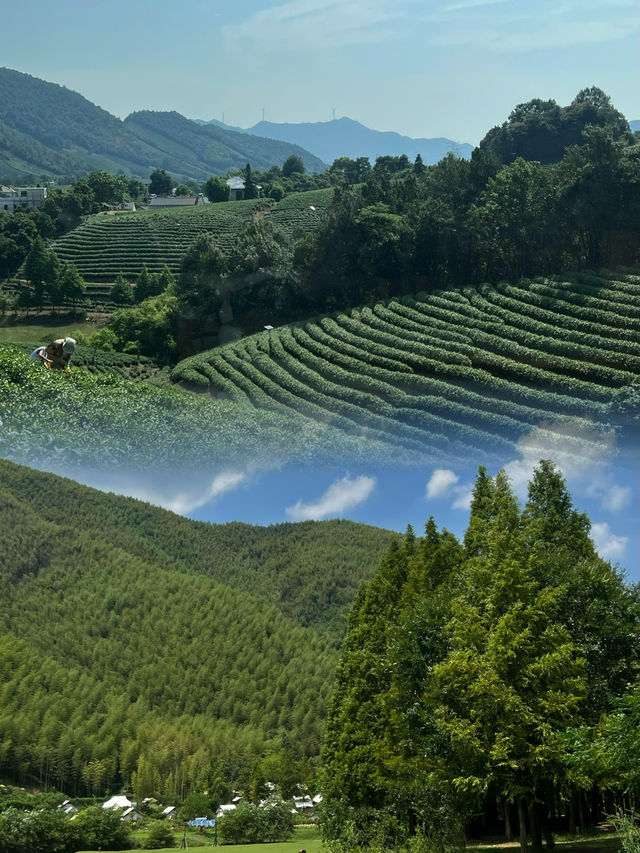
[505,801,514,841]
[529,802,543,852]
[518,798,528,853]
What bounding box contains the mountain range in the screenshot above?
[197,115,474,165]
[0,67,325,183]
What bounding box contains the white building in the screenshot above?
[0,186,47,213]
[225,177,261,201]
[102,795,132,811]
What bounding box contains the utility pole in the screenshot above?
[332,107,336,121]
[262,107,265,122]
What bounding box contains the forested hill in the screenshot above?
[0,458,390,640]
[0,67,323,182]
[0,458,392,796]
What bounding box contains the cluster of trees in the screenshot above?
[294,90,638,314]
[322,461,639,852]
[0,805,131,853]
[18,236,86,312]
[218,800,295,844]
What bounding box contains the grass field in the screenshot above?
[76,826,621,853]
[0,318,98,343]
[79,824,322,852]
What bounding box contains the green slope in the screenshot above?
[0,67,324,182]
[171,269,640,461]
[0,458,391,795]
[52,188,332,282]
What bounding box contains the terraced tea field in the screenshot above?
[171,271,640,463]
[52,189,333,283]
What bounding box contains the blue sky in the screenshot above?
[3,0,638,143]
[66,436,639,583]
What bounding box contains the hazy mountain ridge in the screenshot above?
[196,115,474,164]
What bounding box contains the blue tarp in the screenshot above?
[188,817,216,827]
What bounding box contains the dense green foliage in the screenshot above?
[0,458,390,798]
[171,270,640,461]
[218,800,295,844]
[322,463,640,852]
[479,87,633,165]
[295,130,639,312]
[0,804,131,853]
[0,344,418,467]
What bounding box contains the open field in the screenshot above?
[0,318,98,343]
[171,269,640,463]
[52,189,333,283]
[75,827,621,853]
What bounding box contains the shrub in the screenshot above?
[145,821,176,849]
[218,800,294,844]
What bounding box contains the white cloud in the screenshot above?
[591,522,629,561]
[426,468,459,499]
[443,0,511,12]
[286,474,375,521]
[502,420,618,498]
[223,0,405,50]
[601,485,632,512]
[451,486,474,510]
[78,469,248,515]
[164,471,247,514]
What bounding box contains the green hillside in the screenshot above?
[52,189,332,282]
[171,270,640,461]
[0,67,324,183]
[0,458,391,796]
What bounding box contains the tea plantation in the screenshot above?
[171,270,640,462]
[51,189,333,283]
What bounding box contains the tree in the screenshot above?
[204,175,229,202]
[218,801,294,844]
[145,821,175,849]
[243,163,259,199]
[149,169,175,195]
[174,183,192,196]
[23,237,59,309]
[322,463,638,853]
[57,261,86,309]
[110,274,135,305]
[282,154,305,177]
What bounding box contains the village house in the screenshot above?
[121,806,144,822]
[102,795,132,811]
[225,177,261,201]
[0,185,47,213]
[147,192,208,208]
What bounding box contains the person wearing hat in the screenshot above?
[49,337,76,369]
[29,345,53,368]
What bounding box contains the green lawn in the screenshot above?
[80,824,322,852]
[0,319,97,343]
[77,827,621,853]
